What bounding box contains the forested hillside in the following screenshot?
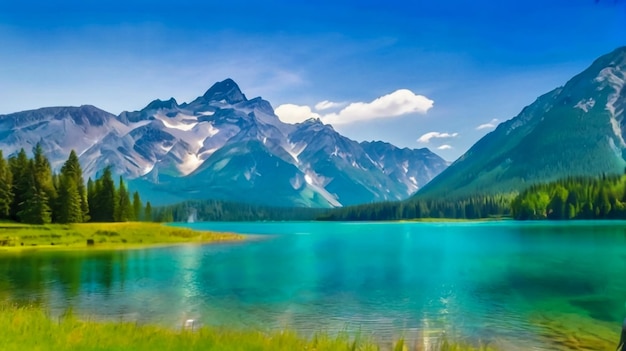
[511,174,626,220]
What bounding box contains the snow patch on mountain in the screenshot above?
[290,174,304,190]
[285,143,305,163]
[179,153,204,176]
[574,98,595,113]
[155,113,198,131]
[596,65,626,146]
[304,171,341,207]
[212,158,230,172]
[142,163,155,176]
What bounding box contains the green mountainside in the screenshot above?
[415,46,626,200]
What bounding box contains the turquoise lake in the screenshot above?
[1,221,626,348]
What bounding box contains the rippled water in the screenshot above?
[2,221,626,348]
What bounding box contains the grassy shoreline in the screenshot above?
[0,222,244,252]
[0,304,494,351]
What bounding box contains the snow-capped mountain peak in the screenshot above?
[0,79,448,207]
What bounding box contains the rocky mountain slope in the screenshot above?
[0,79,448,207]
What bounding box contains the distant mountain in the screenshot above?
[0,79,448,207]
[415,46,626,199]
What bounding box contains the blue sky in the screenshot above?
[0,0,624,160]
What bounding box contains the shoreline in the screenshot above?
[0,222,245,253]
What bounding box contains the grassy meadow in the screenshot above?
[0,304,495,351]
[0,222,243,252]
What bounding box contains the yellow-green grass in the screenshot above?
[0,304,495,351]
[0,222,244,252]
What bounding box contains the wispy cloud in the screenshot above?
[437,144,453,150]
[275,89,434,125]
[314,100,343,111]
[417,132,459,144]
[476,118,499,130]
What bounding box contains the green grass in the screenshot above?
[0,304,495,351]
[0,222,243,252]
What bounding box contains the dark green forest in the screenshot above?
[0,145,149,224]
[511,174,626,220]
[317,195,512,221]
[154,199,326,222]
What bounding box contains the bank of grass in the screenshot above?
[0,304,494,351]
[0,222,243,252]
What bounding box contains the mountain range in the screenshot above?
[415,46,626,200]
[0,79,448,207]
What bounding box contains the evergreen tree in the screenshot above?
[56,175,83,223]
[145,201,152,222]
[61,150,89,222]
[18,160,52,224]
[547,186,568,220]
[87,177,96,221]
[9,148,30,220]
[0,151,13,219]
[95,166,117,222]
[132,191,142,221]
[114,176,132,222]
[32,143,56,205]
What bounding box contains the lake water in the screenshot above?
[1,221,626,349]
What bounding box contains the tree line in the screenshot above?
[317,195,512,221]
[0,144,151,224]
[511,174,626,220]
[155,199,326,222]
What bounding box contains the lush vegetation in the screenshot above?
[511,174,626,220]
[157,199,327,222]
[318,195,512,221]
[0,222,242,250]
[321,173,626,222]
[0,145,151,225]
[0,304,495,351]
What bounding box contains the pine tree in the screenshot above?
[18,160,52,224]
[114,176,132,222]
[61,150,89,222]
[87,177,96,221]
[32,143,56,199]
[56,175,83,223]
[9,148,30,220]
[0,151,13,219]
[144,201,153,222]
[132,191,142,221]
[96,166,117,222]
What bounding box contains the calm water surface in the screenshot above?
[2,221,626,348]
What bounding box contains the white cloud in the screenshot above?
[476,118,499,130]
[276,89,433,126]
[314,100,343,111]
[275,104,320,124]
[417,132,459,144]
[322,89,433,125]
[437,144,453,150]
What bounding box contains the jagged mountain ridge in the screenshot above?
[415,46,626,199]
[0,79,448,207]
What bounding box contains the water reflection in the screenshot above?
[0,221,624,348]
